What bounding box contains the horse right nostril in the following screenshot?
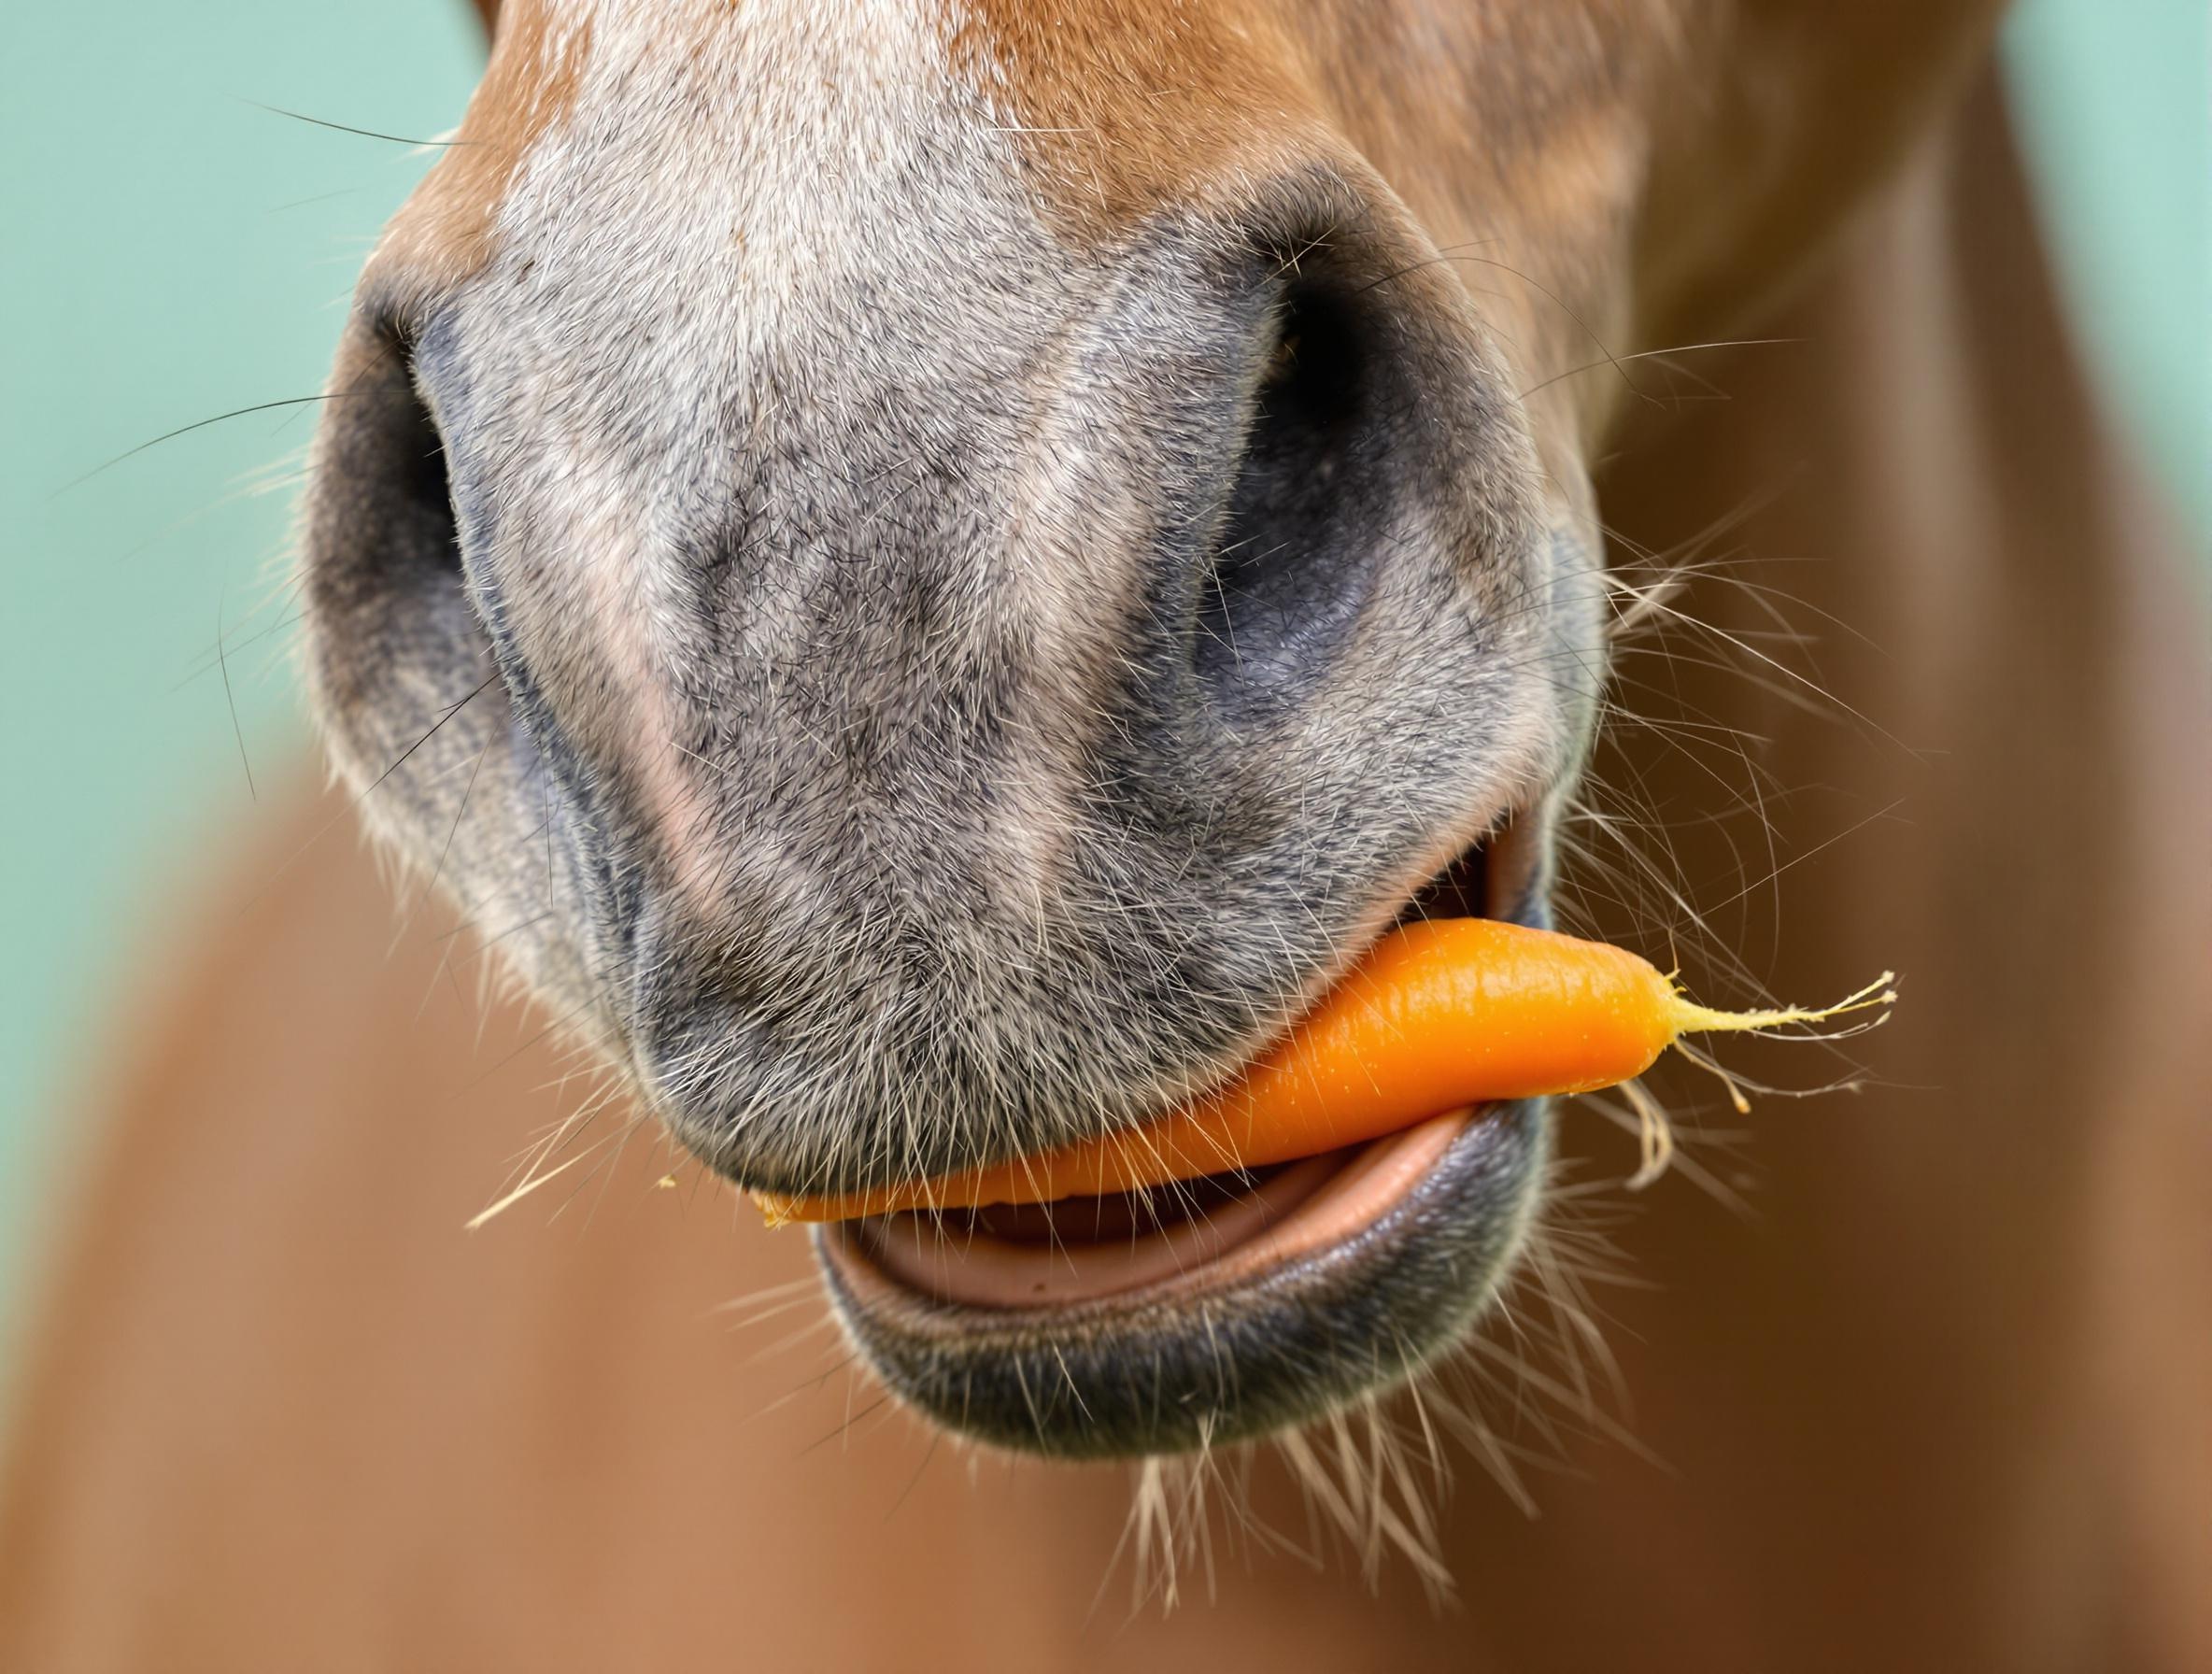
[1191,274,1397,722]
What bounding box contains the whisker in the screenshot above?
[239,98,474,149]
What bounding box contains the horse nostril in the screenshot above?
[362,327,462,582]
[1192,277,1392,721]
[308,320,468,625]
[302,313,489,735]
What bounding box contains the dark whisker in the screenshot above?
[54,394,340,497]
[240,99,475,149]
[216,585,257,804]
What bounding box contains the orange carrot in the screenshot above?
[754,918,1893,1224]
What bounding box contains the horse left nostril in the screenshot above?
[303,321,476,696]
[1193,276,1392,720]
[301,307,512,825]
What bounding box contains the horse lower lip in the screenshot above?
[843,1108,1480,1311]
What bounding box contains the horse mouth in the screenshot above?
[812,816,1553,1458]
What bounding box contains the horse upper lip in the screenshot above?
[815,811,1542,1305]
[787,808,1538,1221]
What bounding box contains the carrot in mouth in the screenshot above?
[752,918,1895,1225]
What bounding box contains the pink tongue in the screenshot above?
[851,1110,1474,1308]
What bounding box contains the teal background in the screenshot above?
[1,0,2205,1350]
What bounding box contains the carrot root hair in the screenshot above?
[1665,970,1898,1039]
[1617,1077,1675,1190]
[1662,971,1899,1115]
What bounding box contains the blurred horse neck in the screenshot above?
[1577,68,2212,1667]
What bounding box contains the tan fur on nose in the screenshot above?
[957,0,1317,227]
[375,0,588,302]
